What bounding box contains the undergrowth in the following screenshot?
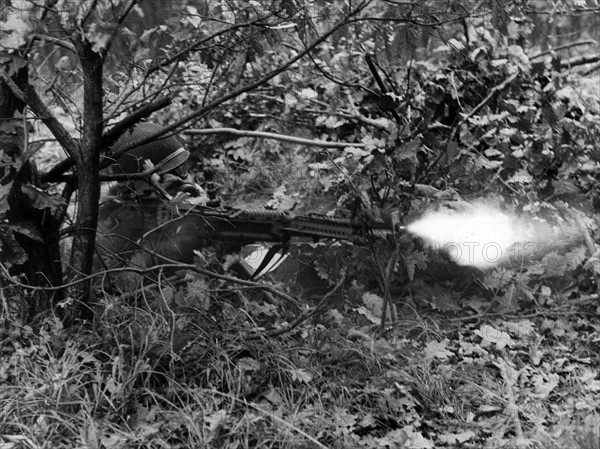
[2,287,599,448]
[2,3,600,448]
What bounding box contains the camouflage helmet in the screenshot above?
[110,122,190,178]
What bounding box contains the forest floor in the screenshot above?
[1,286,599,449]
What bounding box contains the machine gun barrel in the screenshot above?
[180,205,401,244]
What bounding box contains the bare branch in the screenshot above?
[184,127,369,148]
[42,95,173,183]
[0,72,80,159]
[102,95,173,146]
[63,38,104,318]
[584,61,600,76]
[31,34,77,53]
[524,6,600,14]
[365,53,403,123]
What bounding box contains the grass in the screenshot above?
[2,282,599,449]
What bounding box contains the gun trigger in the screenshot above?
[250,242,289,281]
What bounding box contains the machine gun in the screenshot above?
[175,204,402,278]
[95,198,403,279]
[178,204,400,242]
[176,205,403,278]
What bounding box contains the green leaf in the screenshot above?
[86,20,118,53]
[4,55,27,77]
[438,430,476,445]
[0,10,32,51]
[413,184,440,198]
[0,225,28,267]
[564,246,587,270]
[360,135,385,151]
[424,339,453,361]
[355,306,379,324]
[344,146,371,158]
[0,181,13,214]
[289,368,313,384]
[362,292,384,317]
[9,222,44,242]
[20,184,67,211]
[475,324,512,349]
[237,358,261,371]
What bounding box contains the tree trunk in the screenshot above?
[63,42,103,323]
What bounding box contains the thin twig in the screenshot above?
[379,241,400,331]
[1,261,301,311]
[249,272,347,339]
[52,166,162,183]
[419,71,519,181]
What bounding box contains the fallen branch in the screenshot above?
[184,127,368,149]
[530,40,597,60]
[561,53,600,69]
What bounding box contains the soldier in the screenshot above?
[105,121,207,200]
[94,122,209,290]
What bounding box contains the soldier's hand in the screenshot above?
[171,187,210,206]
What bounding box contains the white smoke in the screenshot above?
[406,202,572,269]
